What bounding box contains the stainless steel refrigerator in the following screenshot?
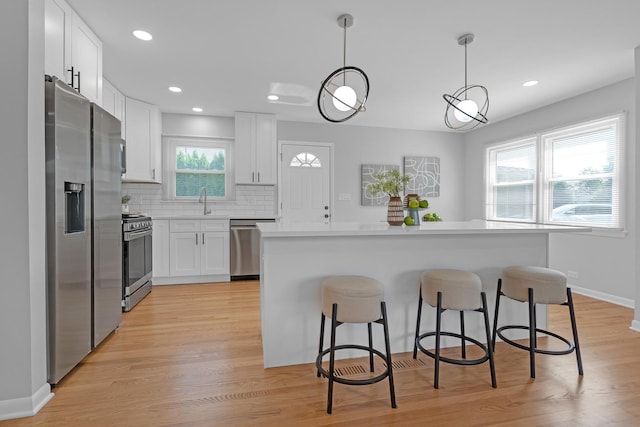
[45,76,122,385]
[90,103,123,348]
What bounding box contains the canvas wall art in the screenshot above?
[361,164,399,206]
[404,156,440,197]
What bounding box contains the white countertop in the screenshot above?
[152,215,276,221]
[152,215,230,220]
[257,220,590,238]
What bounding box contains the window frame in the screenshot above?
[485,113,625,229]
[486,137,538,223]
[163,136,235,201]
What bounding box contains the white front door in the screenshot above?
[280,143,332,223]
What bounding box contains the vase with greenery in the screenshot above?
[121,194,131,213]
[367,169,411,226]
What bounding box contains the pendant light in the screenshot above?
[317,14,369,123]
[443,33,489,131]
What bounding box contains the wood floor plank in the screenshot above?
[3,282,640,426]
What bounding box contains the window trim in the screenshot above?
[485,113,625,230]
[163,136,235,201]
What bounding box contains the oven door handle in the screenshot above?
[124,228,152,241]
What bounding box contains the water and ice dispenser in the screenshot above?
[64,181,85,233]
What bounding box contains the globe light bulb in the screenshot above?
[454,99,479,123]
[332,85,357,111]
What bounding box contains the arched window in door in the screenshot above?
[289,152,322,168]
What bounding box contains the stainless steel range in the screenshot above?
[122,214,152,311]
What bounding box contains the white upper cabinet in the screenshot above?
[102,78,126,137]
[123,97,162,183]
[44,0,103,104]
[44,0,72,82]
[234,112,277,185]
[71,15,103,105]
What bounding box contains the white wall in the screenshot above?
[278,121,465,222]
[137,114,466,222]
[162,113,234,139]
[634,47,640,331]
[463,79,637,308]
[0,0,52,421]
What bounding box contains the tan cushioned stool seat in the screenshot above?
[321,276,384,323]
[422,269,482,311]
[502,266,567,304]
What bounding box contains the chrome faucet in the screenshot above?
[199,186,211,215]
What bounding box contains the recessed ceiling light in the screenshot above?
[133,30,153,41]
[168,86,182,93]
[192,107,203,113]
[523,80,539,87]
[267,95,279,101]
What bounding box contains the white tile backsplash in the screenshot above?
[122,183,276,218]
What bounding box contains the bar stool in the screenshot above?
[316,275,397,414]
[413,269,497,389]
[492,266,583,379]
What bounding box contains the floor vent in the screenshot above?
[333,364,367,377]
[330,358,427,377]
[391,358,427,370]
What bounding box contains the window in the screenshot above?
[486,114,624,228]
[290,152,322,168]
[163,137,234,200]
[487,138,537,222]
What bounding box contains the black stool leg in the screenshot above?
[460,310,466,359]
[413,286,423,359]
[381,301,397,408]
[434,291,443,389]
[481,291,497,388]
[567,288,584,375]
[317,312,326,377]
[528,287,536,379]
[368,322,374,372]
[327,303,338,414]
[492,279,502,351]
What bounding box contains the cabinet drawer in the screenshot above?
[202,219,229,232]
[170,220,200,232]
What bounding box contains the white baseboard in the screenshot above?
[152,274,230,285]
[569,285,639,333]
[568,285,635,309]
[0,382,53,421]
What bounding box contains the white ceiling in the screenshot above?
[66,0,640,132]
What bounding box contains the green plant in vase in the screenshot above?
[367,169,411,226]
[367,169,410,198]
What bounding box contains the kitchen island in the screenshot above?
[257,220,589,368]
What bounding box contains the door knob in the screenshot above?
[324,214,329,218]
[324,206,329,210]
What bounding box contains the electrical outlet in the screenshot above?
[567,270,579,279]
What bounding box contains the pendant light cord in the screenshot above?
[342,16,347,86]
[464,40,468,100]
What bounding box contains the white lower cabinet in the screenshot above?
[152,219,170,277]
[154,218,229,284]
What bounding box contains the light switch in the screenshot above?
[338,193,351,201]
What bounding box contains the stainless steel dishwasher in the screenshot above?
[230,219,275,280]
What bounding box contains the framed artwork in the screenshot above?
[361,164,399,206]
[404,156,440,197]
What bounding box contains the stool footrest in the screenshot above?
[497,325,576,356]
[416,331,491,366]
[316,344,391,386]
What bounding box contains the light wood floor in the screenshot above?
[4,281,640,426]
